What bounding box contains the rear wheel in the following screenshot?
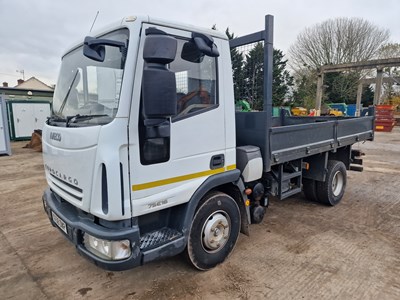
[316,160,347,206]
[186,192,241,270]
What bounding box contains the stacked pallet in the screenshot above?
[375,105,396,132]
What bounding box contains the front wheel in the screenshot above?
[186,192,241,270]
[316,160,347,206]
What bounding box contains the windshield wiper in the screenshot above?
[47,115,67,125]
[66,114,108,126]
[48,115,66,122]
[58,69,79,115]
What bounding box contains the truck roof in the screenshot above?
[147,15,228,40]
[61,15,228,57]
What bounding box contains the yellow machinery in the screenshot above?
[327,108,344,116]
[291,107,308,116]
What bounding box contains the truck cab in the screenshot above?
[42,16,244,270]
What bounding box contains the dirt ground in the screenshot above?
[1,128,400,300]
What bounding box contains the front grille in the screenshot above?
[48,174,83,201]
[140,228,182,250]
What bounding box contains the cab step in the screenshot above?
[271,160,303,200]
[140,227,182,251]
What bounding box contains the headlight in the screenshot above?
[83,233,131,260]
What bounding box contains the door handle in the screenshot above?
[210,154,225,169]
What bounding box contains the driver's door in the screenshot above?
[129,24,226,217]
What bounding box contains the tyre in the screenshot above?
[316,160,347,206]
[186,192,241,270]
[303,178,318,202]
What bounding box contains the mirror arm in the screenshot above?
[84,37,126,50]
[191,32,219,57]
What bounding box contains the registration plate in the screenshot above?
[52,211,67,234]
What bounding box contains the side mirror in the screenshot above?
[142,29,178,118]
[142,69,177,118]
[181,41,204,63]
[192,32,219,57]
[143,29,177,65]
[83,36,126,62]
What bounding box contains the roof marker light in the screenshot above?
[125,16,137,22]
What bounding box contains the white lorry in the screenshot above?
[42,15,374,271]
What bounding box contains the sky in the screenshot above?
[1,0,399,87]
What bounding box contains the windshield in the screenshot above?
[52,29,129,125]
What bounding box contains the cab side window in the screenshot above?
[171,39,218,118]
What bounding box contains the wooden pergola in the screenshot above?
[315,57,400,116]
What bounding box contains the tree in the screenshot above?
[362,85,375,106]
[378,43,400,100]
[225,28,246,103]
[292,70,317,109]
[216,26,294,110]
[273,49,294,106]
[242,42,264,110]
[324,71,360,103]
[239,43,293,109]
[289,17,390,107]
[289,17,390,69]
[378,43,400,59]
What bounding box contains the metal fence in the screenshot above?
[229,15,273,113]
[231,41,265,110]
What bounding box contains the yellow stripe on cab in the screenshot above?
[132,164,236,191]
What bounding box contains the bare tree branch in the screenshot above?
[289,17,390,71]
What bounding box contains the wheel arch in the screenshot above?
[216,182,250,236]
[303,147,352,182]
[328,146,351,169]
[181,169,250,238]
[185,190,242,270]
